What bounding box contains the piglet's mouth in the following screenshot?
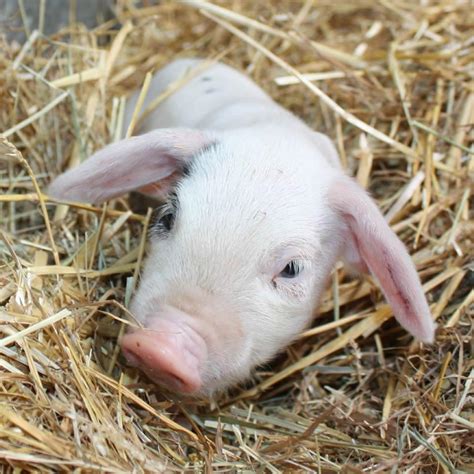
[121,316,207,394]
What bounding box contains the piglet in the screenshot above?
[49,59,435,396]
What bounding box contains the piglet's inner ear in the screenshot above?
[48,129,212,204]
[328,176,435,343]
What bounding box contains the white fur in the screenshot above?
[132,128,342,392]
[49,58,434,396]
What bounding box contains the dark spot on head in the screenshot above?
[201,76,212,82]
[149,141,219,238]
[136,342,141,348]
[205,88,217,94]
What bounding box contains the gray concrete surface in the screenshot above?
[1,0,115,42]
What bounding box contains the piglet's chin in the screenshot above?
[121,308,208,395]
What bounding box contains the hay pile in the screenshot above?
[0,1,472,471]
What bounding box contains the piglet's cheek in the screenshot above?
[121,317,207,394]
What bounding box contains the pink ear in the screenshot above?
[48,129,212,204]
[329,176,435,343]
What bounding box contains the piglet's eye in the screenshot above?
[158,210,175,232]
[279,260,301,278]
[152,200,177,236]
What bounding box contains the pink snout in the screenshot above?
[121,309,208,394]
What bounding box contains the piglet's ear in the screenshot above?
[48,129,212,204]
[328,176,435,343]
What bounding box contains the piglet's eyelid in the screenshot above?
[271,258,307,279]
[152,204,171,227]
[150,199,178,236]
[154,192,179,220]
[279,259,304,273]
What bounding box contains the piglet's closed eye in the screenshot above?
[48,128,212,204]
[328,176,435,343]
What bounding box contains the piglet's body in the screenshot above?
[49,59,435,396]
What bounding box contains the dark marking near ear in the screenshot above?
[205,88,217,94]
[201,76,212,82]
[150,140,220,238]
[180,140,218,178]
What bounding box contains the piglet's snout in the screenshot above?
[121,307,208,394]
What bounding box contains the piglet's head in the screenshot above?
[49,128,435,397]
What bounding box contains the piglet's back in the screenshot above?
[125,58,300,134]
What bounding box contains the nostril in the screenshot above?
[122,341,186,391]
[121,334,146,365]
[121,344,141,367]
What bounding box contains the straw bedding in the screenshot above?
[0,1,472,472]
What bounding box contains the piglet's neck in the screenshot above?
[199,98,303,133]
